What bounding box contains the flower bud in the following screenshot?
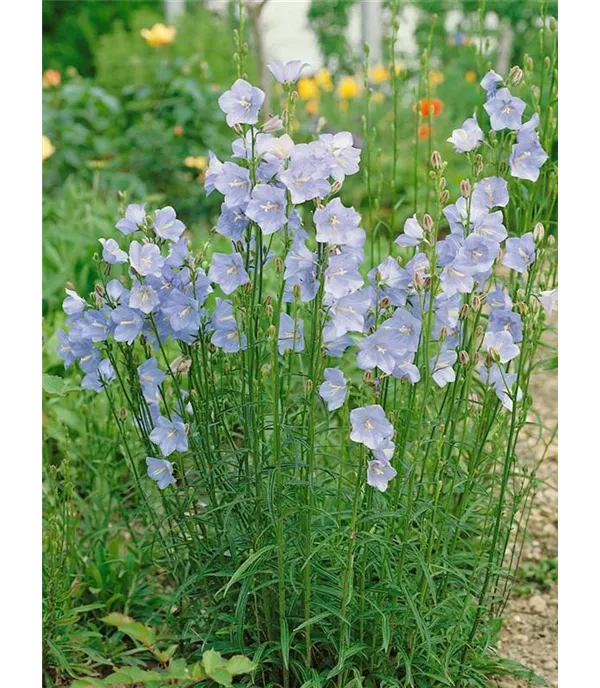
[532,85,541,102]
[305,379,313,393]
[267,324,277,337]
[266,304,274,318]
[262,114,284,133]
[516,288,526,301]
[207,343,216,353]
[431,150,443,170]
[170,355,192,375]
[460,303,470,319]
[423,214,434,231]
[429,170,437,180]
[475,154,484,175]
[261,364,271,377]
[459,350,470,366]
[363,370,373,384]
[330,180,342,195]
[387,410,395,424]
[439,177,447,190]
[525,54,534,71]
[440,189,450,204]
[118,407,127,421]
[94,284,105,297]
[548,235,556,246]
[439,326,448,341]
[499,161,508,174]
[223,363,231,375]
[472,295,481,310]
[232,123,243,137]
[508,65,523,86]
[549,16,557,32]
[533,222,545,241]
[517,302,528,316]
[489,347,501,363]
[293,283,301,300]
[460,179,471,198]
[475,325,484,339]
[275,257,284,274]
[473,352,481,366]
[379,296,391,309]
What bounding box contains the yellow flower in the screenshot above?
[314,68,333,92]
[184,155,208,171]
[337,75,360,99]
[86,159,107,169]
[140,23,176,48]
[305,99,319,116]
[372,91,385,104]
[465,70,477,84]
[42,69,61,88]
[42,135,55,162]
[394,62,406,76]
[428,70,445,88]
[370,64,389,84]
[298,77,319,100]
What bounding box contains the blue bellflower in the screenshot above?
[318,367,348,411]
[218,78,265,127]
[350,404,394,450]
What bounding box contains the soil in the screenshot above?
[493,322,558,687]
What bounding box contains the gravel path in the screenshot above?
[494,322,558,687]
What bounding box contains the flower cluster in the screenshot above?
[57,60,554,498]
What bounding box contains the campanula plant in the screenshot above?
[56,8,558,687]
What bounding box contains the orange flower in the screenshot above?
[42,69,61,88]
[418,98,443,118]
[465,70,477,84]
[305,99,319,116]
[418,124,431,140]
[173,125,184,137]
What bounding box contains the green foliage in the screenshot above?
[308,0,358,72]
[42,0,160,76]
[513,558,558,596]
[68,613,255,687]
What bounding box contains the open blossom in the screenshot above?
[278,313,305,355]
[161,290,201,333]
[260,134,295,162]
[367,459,397,492]
[81,358,115,393]
[430,350,457,388]
[318,132,361,182]
[380,309,421,352]
[318,367,348,411]
[483,88,526,131]
[538,288,558,315]
[138,358,165,401]
[218,78,265,127]
[140,23,176,47]
[208,252,250,295]
[112,306,144,344]
[325,254,364,299]
[509,137,548,182]
[279,157,330,204]
[99,238,127,264]
[458,234,499,273]
[327,288,371,336]
[472,177,509,210]
[447,115,484,153]
[204,152,224,195]
[129,241,165,277]
[146,457,176,489]
[214,162,251,207]
[150,415,188,456]
[129,281,159,314]
[350,404,394,450]
[396,215,424,248]
[314,198,362,245]
[217,204,250,241]
[116,203,146,235]
[63,288,86,316]
[357,329,403,375]
[267,60,307,84]
[488,308,523,343]
[245,184,287,235]
[480,70,503,98]
[154,206,186,242]
[502,233,535,273]
[371,256,409,307]
[483,330,520,363]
